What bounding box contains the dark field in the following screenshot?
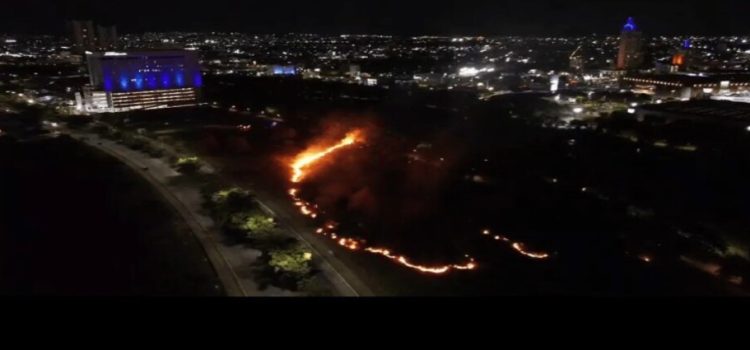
[109,78,750,295]
[0,136,222,296]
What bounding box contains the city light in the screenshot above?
[458,67,479,77]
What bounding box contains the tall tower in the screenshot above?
[97,25,118,48]
[616,17,643,71]
[68,20,96,52]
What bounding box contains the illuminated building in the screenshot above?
[616,17,644,71]
[622,73,750,99]
[68,20,96,52]
[672,53,685,67]
[80,50,202,112]
[267,65,297,76]
[550,74,560,93]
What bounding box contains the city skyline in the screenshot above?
[3,0,750,36]
[2,0,750,298]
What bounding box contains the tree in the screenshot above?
[175,156,200,174]
[226,212,276,237]
[246,214,276,236]
[268,243,313,278]
[210,187,256,213]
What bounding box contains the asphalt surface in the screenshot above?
[68,130,298,296]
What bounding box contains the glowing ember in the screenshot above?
[338,238,361,250]
[482,230,548,260]
[287,129,477,275]
[511,243,550,260]
[365,248,476,274]
[290,130,363,183]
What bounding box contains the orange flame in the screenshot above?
[365,248,477,274]
[511,242,550,260]
[290,130,363,183]
[286,128,550,274]
[483,229,550,260]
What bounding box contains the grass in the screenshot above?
[0,136,223,296]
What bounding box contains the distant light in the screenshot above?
[630,102,638,107]
[746,125,750,132]
[656,99,663,104]
[104,52,127,56]
[458,67,479,77]
[27,99,34,104]
[627,108,636,114]
[573,107,583,114]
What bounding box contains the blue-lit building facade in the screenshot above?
[267,65,297,76]
[82,50,202,112]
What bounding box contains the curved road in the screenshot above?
[68,127,368,296]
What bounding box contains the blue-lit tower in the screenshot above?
[617,17,644,70]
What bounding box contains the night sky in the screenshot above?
[2,0,749,36]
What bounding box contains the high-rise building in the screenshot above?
[68,20,96,52]
[616,17,644,71]
[80,50,202,112]
[97,25,118,48]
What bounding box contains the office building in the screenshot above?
[616,17,644,71]
[80,50,202,112]
[68,20,96,52]
[97,25,118,48]
[622,73,750,99]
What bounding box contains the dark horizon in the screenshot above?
[2,0,750,36]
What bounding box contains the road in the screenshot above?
[67,130,299,297]
[94,122,372,296]
[247,185,375,296]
